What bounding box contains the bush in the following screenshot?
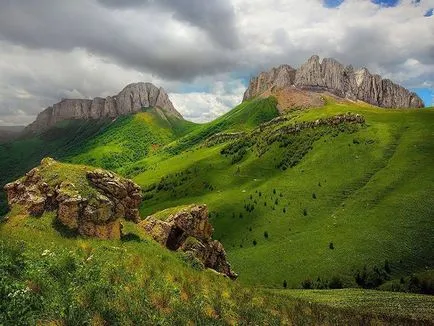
[301,279,312,289]
[283,280,287,289]
[303,208,307,216]
[253,240,257,246]
[329,242,334,250]
[264,231,269,239]
[329,276,343,289]
[312,193,316,199]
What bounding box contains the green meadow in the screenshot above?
[1,97,433,324]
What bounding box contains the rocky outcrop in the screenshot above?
[243,55,424,109]
[26,82,183,133]
[140,204,237,279]
[4,158,142,239]
[243,65,296,101]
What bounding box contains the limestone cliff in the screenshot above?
[26,82,183,133]
[243,55,424,109]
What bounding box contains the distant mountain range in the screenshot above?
[243,55,424,109]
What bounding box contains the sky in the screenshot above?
[0,0,433,125]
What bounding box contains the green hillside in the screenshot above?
[1,97,433,324]
[0,108,194,215]
[1,196,433,325]
[129,98,434,290]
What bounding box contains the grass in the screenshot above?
[1,210,432,325]
[0,97,433,323]
[130,99,434,290]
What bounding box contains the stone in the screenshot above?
[243,55,424,109]
[243,64,296,101]
[25,82,183,133]
[140,204,238,279]
[3,158,143,240]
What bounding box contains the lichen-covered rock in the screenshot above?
[243,55,424,109]
[3,158,143,240]
[180,238,238,280]
[140,204,238,279]
[25,82,183,133]
[87,169,142,223]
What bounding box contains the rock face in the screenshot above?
[140,204,238,279]
[4,158,142,239]
[243,55,424,108]
[243,65,296,101]
[26,82,183,133]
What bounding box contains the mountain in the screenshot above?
[1,68,433,324]
[243,55,424,109]
[25,82,183,133]
[0,125,25,143]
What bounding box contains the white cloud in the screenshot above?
[0,0,433,125]
[170,79,245,122]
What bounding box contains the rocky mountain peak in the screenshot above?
[26,82,183,133]
[244,55,424,109]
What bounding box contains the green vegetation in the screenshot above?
[129,99,434,291]
[1,97,433,323]
[1,212,432,325]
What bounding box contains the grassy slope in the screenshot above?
[1,98,433,323]
[0,108,195,214]
[132,99,434,289]
[1,207,432,325]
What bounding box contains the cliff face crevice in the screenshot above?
[26,82,183,133]
[243,55,424,109]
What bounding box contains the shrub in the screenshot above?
[264,231,269,239]
[301,279,312,289]
[283,280,287,289]
[384,260,391,274]
[253,240,257,246]
[303,208,307,216]
[312,193,316,199]
[329,276,343,289]
[329,242,334,250]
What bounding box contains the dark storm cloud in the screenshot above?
[0,0,432,125]
[97,0,240,49]
[0,0,238,80]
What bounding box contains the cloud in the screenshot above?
[170,79,246,122]
[0,0,433,125]
[97,0,240,49]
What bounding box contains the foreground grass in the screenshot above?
[1,211,433,325]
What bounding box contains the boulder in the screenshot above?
[3,158,143,240]
[140,204,238,279]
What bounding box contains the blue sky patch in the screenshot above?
[412,88,434,107]
[323,0,345,8]
[372,0,399,7]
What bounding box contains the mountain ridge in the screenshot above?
[25,82,183,133]
[243,55,424,109]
